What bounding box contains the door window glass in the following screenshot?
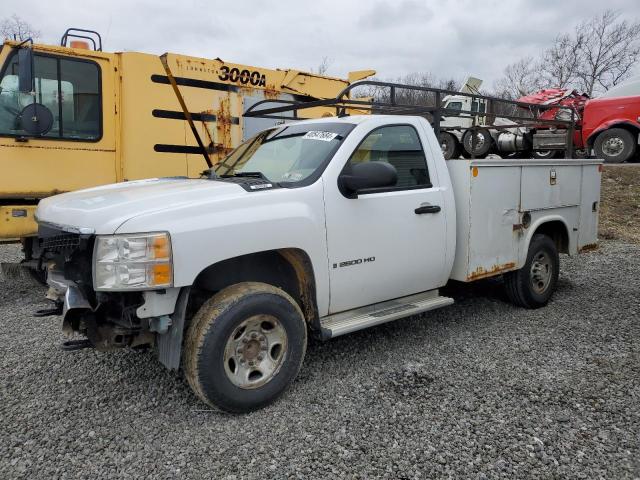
[347,125,431,189]
[0,52,101,140]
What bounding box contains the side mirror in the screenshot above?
[18,48,34,94]
[339,161,397,197]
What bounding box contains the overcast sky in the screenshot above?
[17,0,640,88]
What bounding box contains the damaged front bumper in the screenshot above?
[45,268,189,370]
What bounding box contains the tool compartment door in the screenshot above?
[520,165,581,210]
[466,164,521,280]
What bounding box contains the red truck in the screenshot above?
[519,76,640,163]
[582,77,640,163]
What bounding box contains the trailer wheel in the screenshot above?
[531,149,559,159]
[462,128,492,158]
[593,128,636,163]
[183,282,307,413]
[504,234,559,309]
[438,132,461,160]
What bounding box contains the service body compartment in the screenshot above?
[447,158,602,282]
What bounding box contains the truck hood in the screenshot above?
[36,178,246,234]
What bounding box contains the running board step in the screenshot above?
[319,290,454,339]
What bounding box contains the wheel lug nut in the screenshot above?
[242,338,248,344]
[257,355,263,361]
[251,332,258,339]
[249,361,255,366]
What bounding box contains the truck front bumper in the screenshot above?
[46,268,189,370]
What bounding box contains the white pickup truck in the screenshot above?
[34,115,602,412]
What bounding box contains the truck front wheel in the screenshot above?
[504,234,559,309]
[183,282,307,413]
[593,128,636,163]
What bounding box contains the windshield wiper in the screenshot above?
[221,171,268,180]
[201,170,270,182]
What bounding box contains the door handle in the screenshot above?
[415,205,441,214]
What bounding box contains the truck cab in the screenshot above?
[441,94,488,130]
[582,76,640,163]
[440,76,487,131]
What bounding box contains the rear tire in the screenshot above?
[462,128,492,158]
[593,128,636,163]
[504,234,559,309]
[531,149,559,159]
[439,132,461,160]
[183,282,307,413]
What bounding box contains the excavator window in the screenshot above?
[0,51,101,141]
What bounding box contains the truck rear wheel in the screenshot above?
[593,128,636,163]
[183,282,307,413]
[462,128,492,158]
[439,132,461,160]
[531,149,559,159]
[504,234,559,309]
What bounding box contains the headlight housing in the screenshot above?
[93,232,173,291]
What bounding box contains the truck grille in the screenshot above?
[40,233,81,253]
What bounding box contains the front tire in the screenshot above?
[593,128,636,163]
[504,234,559,309]
[183,282,307,413]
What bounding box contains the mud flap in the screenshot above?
[156,287,190,370]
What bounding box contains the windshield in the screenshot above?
[445,101,463,110]
[211,121,355,184]
[600,76,640,99]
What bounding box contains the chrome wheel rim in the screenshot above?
[223,315,288,389]
[602,137,624,157]
[530,251,552,295]
[535,150,554,158]
[467,133,486,152]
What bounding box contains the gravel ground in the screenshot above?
[1,241,639,479]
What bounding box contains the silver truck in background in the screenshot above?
[437,77,584,160]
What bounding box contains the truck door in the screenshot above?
[323,123,447,314]
[0,49,116,200]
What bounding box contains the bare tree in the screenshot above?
[314,56,332,75]
[493,57,543,99]
[539,33,584,89]
[495,10,640,98]
[574,10,640,95]
[359,73,459,106]
[0,14,40,41]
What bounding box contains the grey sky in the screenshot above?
[17,0,640,88]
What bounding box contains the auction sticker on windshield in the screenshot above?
[303,131,339,142]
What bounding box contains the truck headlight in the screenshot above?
[93,232,173,290]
